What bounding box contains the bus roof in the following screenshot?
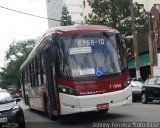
[20,25,119,70]
[45,24,119,35]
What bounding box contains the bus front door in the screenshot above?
[45,47,58,116]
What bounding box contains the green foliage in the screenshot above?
[60,5,73,26]
[87,0,147,57]
[0,39,36,88]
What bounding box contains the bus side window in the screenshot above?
[21,70,25,99]
[25,66,30,84]
[29,62,33,87]
[25,66,28,83]
[37,54,42,86]
[32,60,36,87]
[24,67,27,83]
[41,52,47,85]
[34,57,39,87]
[21,70,25,85]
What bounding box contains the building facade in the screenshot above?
[46,0,83,28]
[133,0,160,11]
[82,0,92,23]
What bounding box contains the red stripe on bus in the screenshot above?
[57,72,129,96]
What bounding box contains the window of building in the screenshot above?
[154,4,160,10]
[85,16,87,23]
[138,4,144,12]
[83,0,86,8]
[139,4,144,9]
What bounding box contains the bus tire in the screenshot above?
[27,96,33,111]
[98,109,109,114]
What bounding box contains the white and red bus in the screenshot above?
[20,25,132,119]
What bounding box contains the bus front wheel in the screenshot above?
[47,103,53,120]
[43,95,53,119]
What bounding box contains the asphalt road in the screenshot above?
[18,101,160,128]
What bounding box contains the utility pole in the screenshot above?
[150,7,160,77]
[149,13,158,67]
[130,0,141,79]
[148,15,154,77]
[148,11,158,77]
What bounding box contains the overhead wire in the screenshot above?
[0,5,68,22]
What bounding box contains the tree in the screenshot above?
[60,5,73,26]
[87,0,147,57]
[0,39,36,88]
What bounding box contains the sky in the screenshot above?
[0,0,48,68]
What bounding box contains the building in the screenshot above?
[82,0,92,23]
[133,0,160,11]
[82,0,160,23]
[46,0,83,28]
[128,4,160,78]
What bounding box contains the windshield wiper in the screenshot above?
[103,32,124,71]
[103,32,119,52]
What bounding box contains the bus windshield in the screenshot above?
[61,32,126,78]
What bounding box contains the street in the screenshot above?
[18,101,160,128]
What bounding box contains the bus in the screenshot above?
[20,25,132,119]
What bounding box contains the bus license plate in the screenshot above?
[97,103,109,110]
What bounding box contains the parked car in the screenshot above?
[129,77,144,82]
[141,76,160,104]
[0,89,25,128]
[7,88,21,99]
[130,81,144,102]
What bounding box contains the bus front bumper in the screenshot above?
[59,87,132,115]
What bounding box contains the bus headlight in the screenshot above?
[58,85,76,95]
